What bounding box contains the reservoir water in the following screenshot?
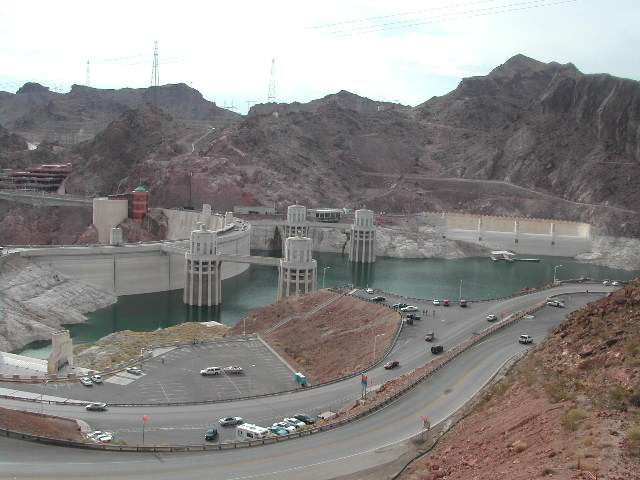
[15,251,639,358]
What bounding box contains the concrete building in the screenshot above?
[284,204,309,239]
[92,197,128,244]
[278,236,317,299]
[349,209,376,263]
[184,223,221,306]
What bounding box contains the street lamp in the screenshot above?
[322,267,330,288]
[554,265,563,284]
[373,333,385,364]
[459,280,463,301]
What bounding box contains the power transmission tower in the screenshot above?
[150,41,159,104]
[267,59,276,103]
[85,60,90,87]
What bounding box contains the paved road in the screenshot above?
[0,285,613,479]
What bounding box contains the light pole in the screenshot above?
[554,265,563,284]
[322,267,330,288]
[373,333,385,364]
[459,280,463,301]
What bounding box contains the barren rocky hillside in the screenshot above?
[1,54,639,243]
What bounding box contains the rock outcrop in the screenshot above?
[0,255,116,352]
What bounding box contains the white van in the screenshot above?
[236,423,269,440]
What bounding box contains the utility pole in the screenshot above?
[267,59,276,103]
[150,41,159,105]
[85,60,90,87]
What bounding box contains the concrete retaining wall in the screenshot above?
[19,225,252,296]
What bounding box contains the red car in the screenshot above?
[443,300,450,306]
[384,360,400,369]
[425,331,435,342]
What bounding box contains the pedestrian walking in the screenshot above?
[161,356,165,364]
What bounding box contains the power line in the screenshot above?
[267,59,276,103]
[150,41,159,104]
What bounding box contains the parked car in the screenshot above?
[85,402,107,411]
[219,417,243,426]
[425,331,435,342]
[223,365,244,374]
[79,377,93,386]
[406,313,421,320]
[486,314,498,321]
[459,300,468,307]
[200,366,222,376]
[384,360,400,369]
[611,281,620,286]
[443,300,450,306]
[283,417,306,428]
[90,375,103,384]
[547,300,565,308]
[88,430,113,442]
[272,422,296,433]
[126,367,142,375]
[432,299,440,306]
[400,305,418,312]
[293,413,316,425]
[393,303,409,309]
[371,296,386,302]
[519,335,534,344]
[431,345,444,354]
[602,280,611,286]
[204,428,218,441]
[365,288,374,294]
[267,426,289,436]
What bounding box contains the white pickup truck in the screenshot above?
[200,366,221,376]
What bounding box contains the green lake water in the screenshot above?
[14,251,638,358]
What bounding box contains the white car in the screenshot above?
[87,430,114,442]
[547,300,565,308]
[611,281,620,286]
[400,305,418,312]
[432,299,440,306]
[365,288,374,294]
[85,402,107,411]
[219,417,243,426]
[90,375,103,384]
[272,422,296,433]
[79,377,93,386]
[602,280,611,286]
[283,417,306,428]
[519,335,533,344]
[126,367,143,375]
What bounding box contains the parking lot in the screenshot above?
[2,337,299,405]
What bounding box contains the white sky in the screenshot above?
[1,0,638,114]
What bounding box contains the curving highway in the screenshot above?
[0,285,612,479]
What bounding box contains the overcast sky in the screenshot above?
[1,0,638,114]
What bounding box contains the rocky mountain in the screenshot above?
[1,54,639,241]
[0,82,241,145]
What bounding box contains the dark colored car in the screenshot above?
[431,345,444,354]
[293,413,316,425]
[371,296,386,302]
[205,428,218,441]
[393,303,409,309]
[425,331,435,342]
[406,313,421,320]
[384,360,400,369]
